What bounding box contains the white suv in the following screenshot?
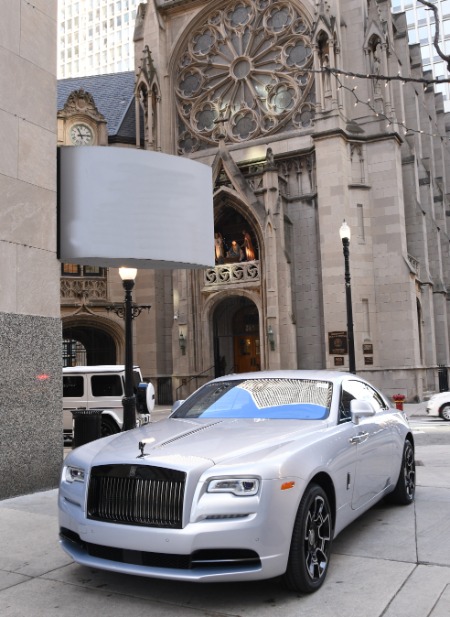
[63,365,154,442]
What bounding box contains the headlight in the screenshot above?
[207,478,260,496]
[64,466,86,483]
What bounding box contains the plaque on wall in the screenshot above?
[363,343,373,354]
[329,331,348,355]
[364,357,374,365]
[334,356,345,366]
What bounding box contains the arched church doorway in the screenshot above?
[63,324,117,366]
[213,296,260,377]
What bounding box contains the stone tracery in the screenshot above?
[175,0,315,153]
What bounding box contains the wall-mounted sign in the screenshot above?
[363,343,373,354]
[334,356,345,366]
[364,356,374,365]
[329,331,348,355]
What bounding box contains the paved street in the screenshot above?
[1,407,450,617]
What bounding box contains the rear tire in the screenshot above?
[439,404,450,421]
[282,484,332,593]
[101,416,120,438]
[386,439,415,505]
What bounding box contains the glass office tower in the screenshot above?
[58,0,139,78]
[391,0,450,110]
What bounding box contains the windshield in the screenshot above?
[172,378,332,420]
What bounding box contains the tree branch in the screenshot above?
[418,0,450,71]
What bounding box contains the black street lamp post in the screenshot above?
[339,221,356,374]
[105,270,151,431]
[105,268,150,431]
[121,267,137,431]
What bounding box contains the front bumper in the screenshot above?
[58,477,298,583]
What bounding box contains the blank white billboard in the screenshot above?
[58,146,214,269]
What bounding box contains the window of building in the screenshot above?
[61,263,81,276]
[419,25,429,42]
[416,7,427,22]
[404,8,415,25]
[61,264,106,277]
[408,27,418,44]
[435,61,446,76]
[356,204,365,241]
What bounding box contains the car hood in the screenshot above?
[81,417,326,471]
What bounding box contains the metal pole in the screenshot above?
[122,278,136,430]
[342,237,356,374]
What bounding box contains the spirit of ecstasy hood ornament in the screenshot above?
[138,437,156,458]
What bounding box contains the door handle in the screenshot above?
[349,431,369,445]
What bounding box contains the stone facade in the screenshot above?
[132,0,450,401]
[0,1,62,499]
[58,0,450,404]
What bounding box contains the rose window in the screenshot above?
[176,0,314,153]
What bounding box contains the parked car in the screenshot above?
[426,391,450,421]
[63,365,154,442]
[59,370,415,593]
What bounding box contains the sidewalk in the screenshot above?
[1,410,449,617]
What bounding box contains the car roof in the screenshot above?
[211,370,353,383]
[63,365,140,374]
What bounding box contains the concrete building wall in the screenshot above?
[0,1,62,499]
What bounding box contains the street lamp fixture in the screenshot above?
[119,266,138,431]
[267,325,275,351]
[179,331,186,355]
[339,221,356,374]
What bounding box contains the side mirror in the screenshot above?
[350,399,376,424]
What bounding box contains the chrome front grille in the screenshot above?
[87,465,186,528]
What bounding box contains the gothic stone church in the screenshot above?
[58,0,450,402]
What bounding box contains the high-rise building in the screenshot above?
[392,0,450,111]
[58,0,139,78]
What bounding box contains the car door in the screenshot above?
[341,379,395,510]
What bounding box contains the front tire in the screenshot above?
[439,404,450,421]
[387,439,415,505]
[282,483,332,593]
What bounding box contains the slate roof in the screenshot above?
[57,72,139,143]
